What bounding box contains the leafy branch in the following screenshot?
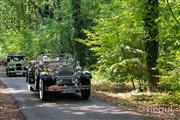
[3,14,18,33]
[166,0,180,25]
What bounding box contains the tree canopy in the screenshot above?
[0,0,179,92]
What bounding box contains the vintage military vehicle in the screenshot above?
[6,55,27,77]
[26,54,92,101]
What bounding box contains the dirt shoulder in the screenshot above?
[91,74,180,120]
[0,80,25,120]
[91,88,180,120]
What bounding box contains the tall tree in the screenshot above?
[144,0,159,91]
[71,0,86,66]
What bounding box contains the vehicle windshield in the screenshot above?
[41,54,74,66]
[11,56,24,62]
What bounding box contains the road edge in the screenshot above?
[0,79,26,120]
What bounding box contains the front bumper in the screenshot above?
[45,85,90,93]
[8,70,27,75]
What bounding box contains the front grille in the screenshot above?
[9,68,14,71]
[16,64,22,70]
[57,65,74,76]
[57,77,74,86]
[58,71,73,76]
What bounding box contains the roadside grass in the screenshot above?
[91,72,180,120]
[92,72,134,93]
[133,92,180,105]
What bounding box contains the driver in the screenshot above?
[42,55,48,61]
[40,52,49,62]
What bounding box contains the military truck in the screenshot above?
[6,55,27,77]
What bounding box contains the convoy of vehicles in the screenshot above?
[26,54,92,101]
[5,55,27,77]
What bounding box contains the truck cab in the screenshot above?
[6,55,27,77]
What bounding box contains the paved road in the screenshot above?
[0,74,152,120]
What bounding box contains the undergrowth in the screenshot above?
[92,71,180,105]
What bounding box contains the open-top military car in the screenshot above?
[6,54,27,77]
[26,54,92,101]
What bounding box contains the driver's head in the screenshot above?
[42,55,48,61]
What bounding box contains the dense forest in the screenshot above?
[0,0,179,103]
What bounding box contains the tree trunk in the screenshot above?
[28,0,31,29]
[72,0,86,66]
[131,76,136,90]
[144,0,159,92]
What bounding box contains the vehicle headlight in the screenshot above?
[56,79,63,84]
[75,70,82,78]
[72,78,78,84]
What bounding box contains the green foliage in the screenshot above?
[133,92,180,105]
[154,92,180,105]
[92,71,133,93]
[81,0,147,88]
[0,0,75,59]
[79,0,180,93]
[0,0,98,65]
[159,68,180,92]
[157,0,180,93]
[0,0,179,95]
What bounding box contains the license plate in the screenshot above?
[64,88,72,93]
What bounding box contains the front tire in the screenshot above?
[81,89,91,100]
[26,73,28,83]
[35,70,40,90]
[7,72,11,77]
[39,79,48,101]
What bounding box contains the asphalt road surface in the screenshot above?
[0,72,152,120]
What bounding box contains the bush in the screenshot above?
[159,68,180,92]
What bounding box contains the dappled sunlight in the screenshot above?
[0,75,151,120]
[3,88,29,94]
[34,100,140,116]
[60,104,138,115]
[70,112,85,115]
[37,103,58,108]
[0,72,149,119]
